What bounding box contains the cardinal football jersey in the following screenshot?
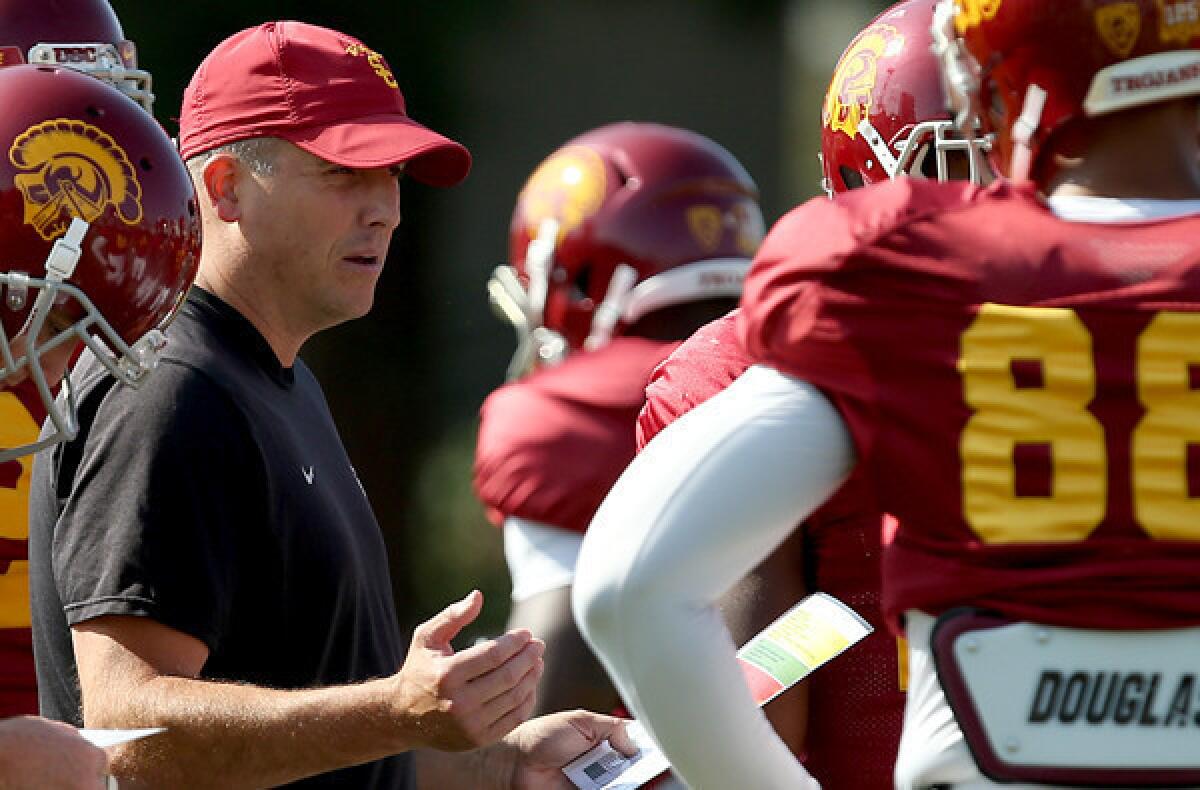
[475,336,679,534]
[742,177,1200,631]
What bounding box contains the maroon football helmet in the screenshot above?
[932,0,1200,182]
[0,65,200,460]
[820,0,990,196]
[0,0,153,111]
[489,122,764,379]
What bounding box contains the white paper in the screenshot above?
[79,727,166,749]
[562,721,670,789]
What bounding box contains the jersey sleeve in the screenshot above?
[739,196,873,394]
[475,338,674,535]
[637,312,751,450]
[45,359,265,653]
[740,180,980,458]
[474,382,643,535]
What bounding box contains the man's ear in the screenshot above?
[202,155,243,223]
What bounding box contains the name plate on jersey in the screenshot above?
[932,612,1200,786]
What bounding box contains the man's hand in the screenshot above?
[505,710,636,790]
[0,715,109,789]
[392,590,545,751]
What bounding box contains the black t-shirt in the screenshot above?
[29,288,412,788]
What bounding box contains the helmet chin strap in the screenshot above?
[1009,84,1048,184]
[27,217,87,445]
[6,216,87,368]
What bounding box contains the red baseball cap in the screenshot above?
[178,21,470,187]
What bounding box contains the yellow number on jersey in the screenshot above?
[960,305,1200,546]
[1133,312,1200,539]
[0,391,39,628]
[0,393,37,539]
[959,304,1106,543]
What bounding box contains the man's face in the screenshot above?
[237,142,403,334]
[3,314,80,391]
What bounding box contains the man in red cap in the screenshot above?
[29,20,631,788]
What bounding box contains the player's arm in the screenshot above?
[717,525,810,752]
[73,590,542,788]
[638,316,811,755]
[574,365,854,790]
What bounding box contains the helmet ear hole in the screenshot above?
[839,165,865,191]
[571,262,593,299]
[915,144,937,179]
[612,159,634,188]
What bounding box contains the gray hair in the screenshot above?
[186,137,283,178]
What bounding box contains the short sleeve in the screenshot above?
[48,360,265,652]
[739,198,881,455]
[637,312,750,451]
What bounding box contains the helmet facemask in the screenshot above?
[24,39,154,112]
[488,218,572,381]
[0,217,167,461]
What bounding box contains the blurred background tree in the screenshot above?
[112,0,887,640]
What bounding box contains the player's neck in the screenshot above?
[1042,101,1200,201]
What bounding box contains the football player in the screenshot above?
[473,123,779,733]
[576,0,1200,788]
[629,3,986,787]
[0,60,197,786]
[0,0,161,721]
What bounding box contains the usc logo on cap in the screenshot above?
[517,146,607,242]
[954,0,1004,34]
[346,43,398,89]
[824,24,904,140]
[9,119,143,241]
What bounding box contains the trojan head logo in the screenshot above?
[518,146,607,242]
[823,24,904,140]
[346,43,398,89]
[1097,2,1142,56]
[954,0,1004,34]
[9,119,142,242]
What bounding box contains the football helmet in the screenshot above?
[820,0,991,196]
[0,0,153,112]
[489,122,764,379]
[0,64,201,460]
[932,0,1200,182]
